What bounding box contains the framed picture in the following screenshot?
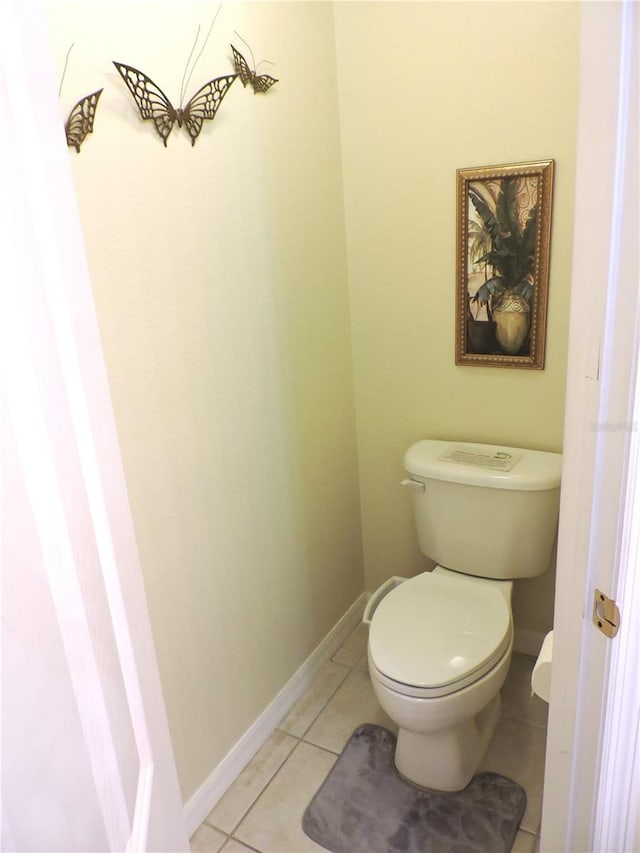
[455,159,554,369]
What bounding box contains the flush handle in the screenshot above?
[401,478,425,491]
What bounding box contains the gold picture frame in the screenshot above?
[455,160,554,369]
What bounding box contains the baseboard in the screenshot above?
[183,591,368,836]
[514,626,545,657]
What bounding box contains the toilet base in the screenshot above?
[394,693,501,792]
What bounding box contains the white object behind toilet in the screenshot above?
[531,630,553,703]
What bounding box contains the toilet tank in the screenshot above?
[403,440,562,579]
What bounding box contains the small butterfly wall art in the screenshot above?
[65,88,103,153]
[59,44,102,153]
[231,42,278,94]
[113,62,237,146]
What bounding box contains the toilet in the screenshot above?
[366,439,561,792]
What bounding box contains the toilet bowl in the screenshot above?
[368,567,513,791]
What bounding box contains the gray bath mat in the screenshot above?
[302,724,526,853]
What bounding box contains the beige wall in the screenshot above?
[333,2,581,634]
[47,2,363,801]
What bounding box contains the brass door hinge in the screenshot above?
[593,589,620,638]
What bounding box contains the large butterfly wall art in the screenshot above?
[231,43,278,94]
[64,88,103,152]
[113,61,237,146]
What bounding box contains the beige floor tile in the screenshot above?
[480,715,547,835]
[355,651,369,673]
[205,730,298,834]
[511,829,539,852]
[190,822,227,853]
[501,652,549,729]
[331,622,369,667]
[234,742,336,853]
[278,660,350,738]
[303,668,397,754]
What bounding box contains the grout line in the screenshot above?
[222,740,309,842]
[517,827,538,837]
[189,824,230,849]
[277,659,353,742]
[298,664,352,739]
[225,839,263,853]
[514,827,539,853]
[223,737,345,849]
[205,738,301,838]
[299,737,342,757]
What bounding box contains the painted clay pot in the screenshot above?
[467,318,498,354]
[493,290,530,354]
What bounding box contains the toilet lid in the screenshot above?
[369,572,512,693]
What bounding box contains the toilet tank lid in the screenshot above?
[404,440,562,491]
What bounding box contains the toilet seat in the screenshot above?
[369,571,512,699]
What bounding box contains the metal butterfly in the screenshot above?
[64,88,103,153]
[112,61,237,146]
[231,44,278,94]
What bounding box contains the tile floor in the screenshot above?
[190,623,548,853]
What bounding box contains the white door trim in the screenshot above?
[541,1,639,849]
[591,1,639,848]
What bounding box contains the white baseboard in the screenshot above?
[514,626,546,657]
[183,591,368,836]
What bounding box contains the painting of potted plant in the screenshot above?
[456,160,554,369]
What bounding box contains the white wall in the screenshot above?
[334,1,581,637]
[46,1,364,802]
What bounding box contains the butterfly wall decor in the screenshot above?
[113,61,237,146]
[64,88,103,153]
[231,43,278,94]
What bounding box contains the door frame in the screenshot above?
[541,1,639,849]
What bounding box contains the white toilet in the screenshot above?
[366,439,561,792]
